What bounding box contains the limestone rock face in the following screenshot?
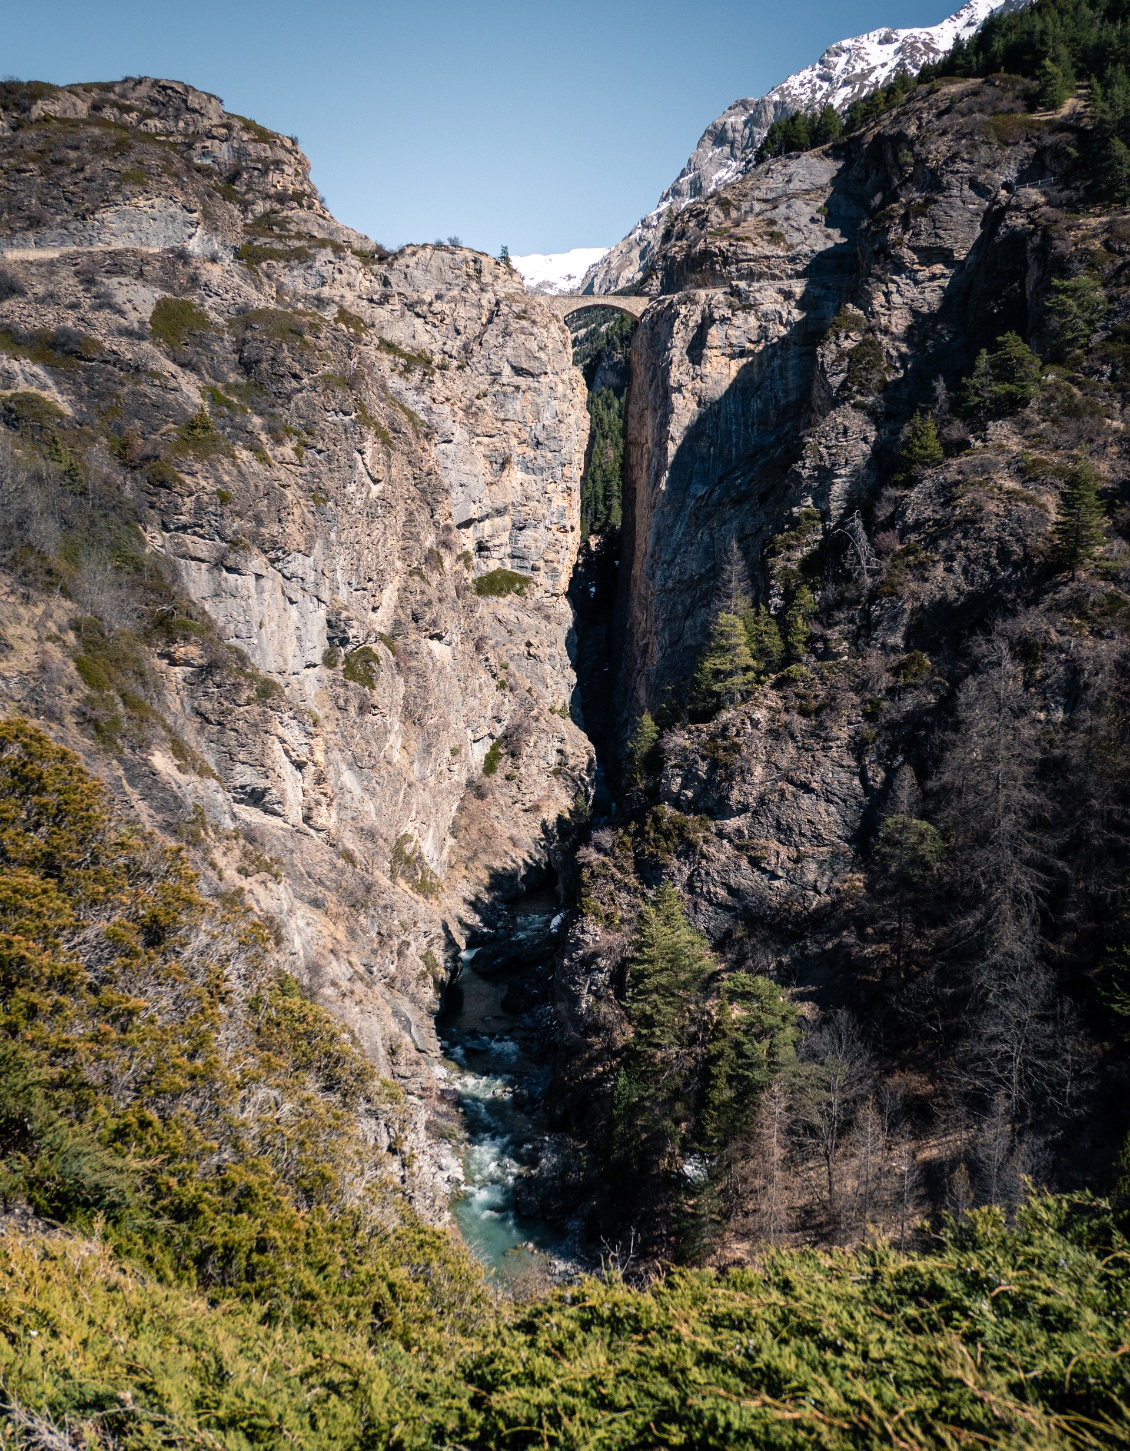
[617,80,1050,727]
[0,77,591,1217]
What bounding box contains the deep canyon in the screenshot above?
[2,17,1130,1441]
[3,58,1130,1258]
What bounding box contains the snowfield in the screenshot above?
[511,247,610,295]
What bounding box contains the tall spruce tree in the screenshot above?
[692,542,760,714]
[613,884,716,1174]
[1053,458,1106,578]
[692,613,758,714]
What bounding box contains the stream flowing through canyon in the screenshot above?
[436,932,573,1282]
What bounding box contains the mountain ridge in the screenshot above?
[582,0,1029,295]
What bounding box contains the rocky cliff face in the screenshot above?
[547,70,1130,1243]
[583,0,1025,296]
[0,77,591,1217]
[616,75,1046,718]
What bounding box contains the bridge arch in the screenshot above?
[543,293,649,323]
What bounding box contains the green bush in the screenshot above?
[149,297,214,349]
[482,738,504,775]
[474,568,529,598]
[173,410,234,460]
[0,718,482,1342]
[437,1193,1130,1450]
[0,390,67,438]
[389,834,441,899]
[342,645,380,688]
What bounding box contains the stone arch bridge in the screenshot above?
[541,293,650,322]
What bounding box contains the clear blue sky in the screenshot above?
[5,1,964,254]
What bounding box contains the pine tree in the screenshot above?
[744,605,784,679]
[1090,71,1130,202]
[896,411,944,480]
[783,584,815,660]
[1047,276,1108,354]
[960,333,1042,422]
[627,711,659,788]
[1052,458,1106,578]
[613,884,716,1172]
[692,612,758,714]
[961,348,996,425]
[702,973,797,1148]
[1036,56,1072,111]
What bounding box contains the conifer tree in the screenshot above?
[961,348,996,425]
[896,410,944,480]
[692,612,758,713]
[692,542,759,715]
[783,584,816,660]
[613,884,716,1172]
[1047,276,1108,354]
[1053,458,1106,578]
[627,711,659,789]
[961,333,1042,423]
[702,973,797,1148]
[1036,55,1072,111]
[744,604,784,679]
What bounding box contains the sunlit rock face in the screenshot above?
[0,76,592,1217]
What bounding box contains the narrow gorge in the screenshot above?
[3,6,1130,1439]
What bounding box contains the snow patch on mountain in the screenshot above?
[584,0,1028,295]
[511,247,611,295]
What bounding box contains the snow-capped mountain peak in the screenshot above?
[584,0,1027,294]
[511,248,611,295]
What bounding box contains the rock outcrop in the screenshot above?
[616,75,1056,729]
[0,77,592,1216]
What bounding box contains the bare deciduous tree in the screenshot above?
[795,1011,875,1227]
